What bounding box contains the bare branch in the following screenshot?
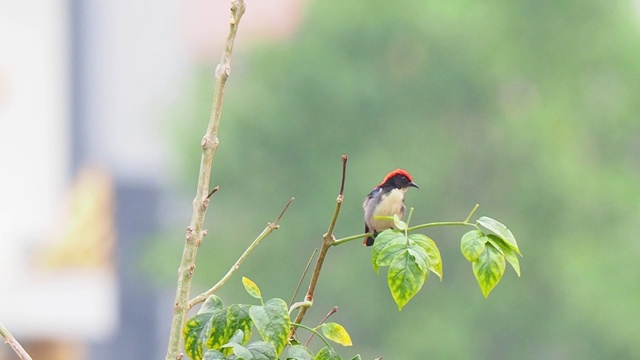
[0,322,33,360]
[188,197,295,309]
[165,1,246,359]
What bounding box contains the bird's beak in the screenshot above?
[409,182,419,189]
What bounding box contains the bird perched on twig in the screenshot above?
[363,169,418,246]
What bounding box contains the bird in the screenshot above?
[363,169,418,246]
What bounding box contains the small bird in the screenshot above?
[363,169,418,246]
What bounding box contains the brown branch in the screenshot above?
[164,1,246,359]
[0,322,33,360]
[289,155,348,339]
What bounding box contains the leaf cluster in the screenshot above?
[183,278,357,360]
[371,215,521,308]
[461,217,521,297]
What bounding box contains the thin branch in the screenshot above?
[188,197,295,309]
[0,322,33,360]
[405,221,475,232]
[331,232,371,246]
[274,197,295,225]
[289,249,318,308]
[165,1,246,359]
[207,185,220,199]
[305,306,339,346]
[289,155,348,339]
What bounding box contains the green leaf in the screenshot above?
[315,346,342,360]
[372,229,402,249]
[286,345,314,360]
[226,304,253,344]
[249,298,291,356]
[407,244,429,272]
[203,349,226,360]
[206,309,229,350]
[245,341,278,360]
[387,249,427,310]
[227,329,245,345]
[485,234,521,276]
[183,312,213,360]
[392,214,407,230]
[472,243,506,297]
[370,230,404,273]
[227,343,253,359]
[460,230,487,262]
[376,243,407,268]
[349,356,362,360]
[199,295,224,314]
[321,322,353,346]
[477,216,520,255]
[185,296,228,360]
[242,277,262,300]
[409,234,443,280]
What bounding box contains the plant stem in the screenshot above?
[0,322,33,360]
[164,1,245,359]
[332,204,481,246]
[464,203,480,223]
[291,323,333,349]
[289,155,348,339]
[188,197,294,309]
[331,232,370,246]
[406,221,476,232]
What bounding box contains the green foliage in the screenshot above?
[472,243,506,298]
[249,298,290,355]
[372,214,519,307]
[183,280,357,360]
[460,217,522,297]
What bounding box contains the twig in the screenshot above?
[305,306,339,346]
[207,185,220,199]
[289,249,318,308]
[331,232,371,246]
[188,197,295,309]
[289,155,348,339]
[164,1,246,359]
[0,322,33,360]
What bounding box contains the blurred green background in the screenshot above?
[150,0,640,358]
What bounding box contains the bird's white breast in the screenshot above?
[370,188,406,231]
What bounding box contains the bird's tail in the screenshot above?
[364,231,378,246]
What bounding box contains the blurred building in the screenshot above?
[0,0,300,359]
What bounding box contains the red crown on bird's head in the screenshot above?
[378,168,413,187]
